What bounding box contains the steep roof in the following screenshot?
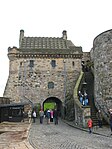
[19,30,82,54]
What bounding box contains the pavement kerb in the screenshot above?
[63,120,111,138]
[24,123,32,139]
[23,140,34,149]
[24,123,34,149]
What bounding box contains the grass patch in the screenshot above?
[44,102,56,111]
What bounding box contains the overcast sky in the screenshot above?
[0,0,112,96]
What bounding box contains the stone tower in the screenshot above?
[93,29,112,119]
[3,30,82,110]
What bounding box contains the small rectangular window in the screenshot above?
[29,60,34,67]
[72,61,75,67]
[20,62,22,66]
[51,60,56,68]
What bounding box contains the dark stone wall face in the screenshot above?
[93,30,112,111]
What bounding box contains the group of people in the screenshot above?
[26,107,112,135]
[42,109,59,125]
[27,108,59,125]
[78,91,89,106]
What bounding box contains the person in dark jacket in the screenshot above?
[46,109,50,124]
[96,110,103,128]
[53,109,58,125]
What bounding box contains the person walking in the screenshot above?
[78,91,83,105]
[96,110,103,128]
[50,109,54,122]
[21,110,25,122]
[87,118,93,133]
[28,110,32,123]
[46,109,50,124]
[32,110,36,123]
[53,109,58,125]
[39,109,44,124]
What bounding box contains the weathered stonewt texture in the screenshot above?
[3,30,84,106]
[93,29,112,113]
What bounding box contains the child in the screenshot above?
[87,118,93,133]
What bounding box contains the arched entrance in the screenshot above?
[43,97,62,117]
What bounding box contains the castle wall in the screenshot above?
[4,51,82,105]
[93,29,112,111]
[82,52,90,62]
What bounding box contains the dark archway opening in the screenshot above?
[43,97,62,117]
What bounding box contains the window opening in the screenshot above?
[29,60,34,67]
[51,60,56,68]
[48,82,54,89]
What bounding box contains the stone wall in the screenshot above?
[4,48,82,106]
[93,29,112,118]
[82,52,90,62]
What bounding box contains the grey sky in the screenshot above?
[0,0,112,96]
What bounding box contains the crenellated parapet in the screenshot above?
[8,47,19,60]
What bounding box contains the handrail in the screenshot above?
[95,99,109,118]
[23,96,34,108]
[73,71,84,109]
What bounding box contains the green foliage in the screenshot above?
[44,102,56,111]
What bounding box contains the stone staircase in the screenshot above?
[84,71,108,126]
[84,71,98,126]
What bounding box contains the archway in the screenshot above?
[43,97,62,117]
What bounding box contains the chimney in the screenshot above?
[62,30,67,40]
[19,29,24,47]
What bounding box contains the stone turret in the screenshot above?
[93,29,112,123]
[62,30,67,40]
[19,29,24,47]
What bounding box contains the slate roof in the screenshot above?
[20,37,70,50]
[19,34,82,54]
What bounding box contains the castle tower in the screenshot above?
[93,29,112,119]
[4,30,83,109]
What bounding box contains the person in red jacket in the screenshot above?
[87,118,93,133]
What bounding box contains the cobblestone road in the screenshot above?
[28,119,112,149]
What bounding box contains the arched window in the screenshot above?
[48,82,54,89]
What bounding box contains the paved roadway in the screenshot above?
[28,119,112,149]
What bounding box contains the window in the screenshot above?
[18,75,21,80]
[48,82,54,89]
[72,61,75,67]
[29,60,34,67]
[20,62,22,66]
[51,60,56,68]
